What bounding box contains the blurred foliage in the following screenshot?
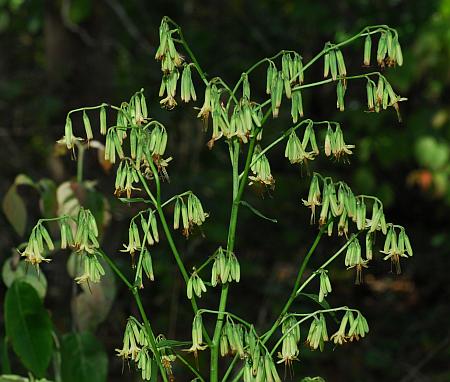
[1,0,450,381]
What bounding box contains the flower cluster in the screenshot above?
[20,223,54,267]
[267,52,304,118]
[366,75,406,118]
[306,314,328,351]
[155,19,184,109]
[221,319,245,358]
[173,192,208,237]
[133,248,155,289]
[186,314,207,355]
[218,318,282,382]
[122,211,159,258]
[59,217,74,249]
[243,354,281,382]
[186,271,207,299]
[73,208,100,254]
[373,29,403,67]
[248,145,274,187]
[278,316,300,366]
[284,122,320,165]
[211,247,241,286]
[345,237,368,284]
[74,253,105,284]
[381,226,413,274]
[197,84,263,147]
[324,123,354,160]
[180,64,197,103]
[317,269,332,302]
[114,160,140,198]
[116,318,156,380]
[330,310,369,345]
[323,45,347,81]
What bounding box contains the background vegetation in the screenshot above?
[1,0,450,381]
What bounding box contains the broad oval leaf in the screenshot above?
[2,186,27,236]
[2,258,47,299]
[4,281,53,377]
[61,332,107,382]
[67,253,116,331]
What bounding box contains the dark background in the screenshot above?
[1,0,450,381]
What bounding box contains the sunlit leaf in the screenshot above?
[2,257,47,299]
[2,185,27,236]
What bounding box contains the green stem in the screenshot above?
[232,233,357,382]
[199,309,253,328]
[139,160,212,345]
[161,191,192,208]
[226,50,296,111]
[51,332,62,382]
[210,137,257,382]
[290,26,387,83]
[133,212,153,287]
[195,255,216,274]
[211,77,239,104]
[295,234,357,297]
[132,288,169,382]
[99,250,133,290]
[261,223,329,342]
[98,250,168,382]
[75,142,86,183]
[165,16,208,85]
[239,119,312,178]
[67,103,108,116]
[269,307,357,356]
[176,353,206,382]
[222,353,239,382]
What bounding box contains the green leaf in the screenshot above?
[56,181,110,234]
[61,332,107,382]
[240,200,278,223]
[415,136,448,170]
[14,174,34,187]
[298,292,331,309]
[2,185,27,236]
[156,339,191,349]
[0,337,11,374]
[0,375,53,382]
[38,179,57,218]
[68,0,92,24]
[68,254,116,331]
[0,12,9,33]
[2,257,48,299]
[118,197,151,204]
[0,376,28,382]
[4,281,53,377]
[297,292,338,323]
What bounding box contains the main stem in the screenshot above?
[210,137,256,381]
